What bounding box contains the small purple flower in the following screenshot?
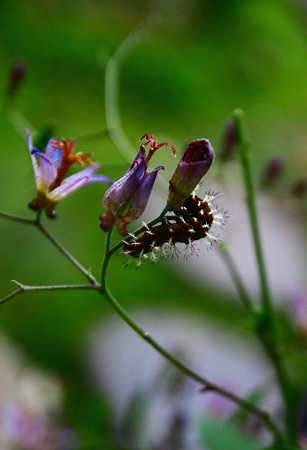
[168,139,215,208]
[26,129,113,218]
[100,134,176,236]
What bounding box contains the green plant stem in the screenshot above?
[0,281,99,306]
[0,211,99,286]
[219,240,296,444]
[104,21,170,192]
[0,288,24,306]
[233,109,296,441]
[4,101,37,138]
[100,231,283,442]
[0,211,34,225]
[104,22,149,164]
[218,241,253,311]
[233,109,271,316]
[35,220,99,286]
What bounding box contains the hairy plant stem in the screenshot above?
[233,109,296,442]
[100,228,284,442]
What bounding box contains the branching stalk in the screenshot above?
[218,241,253,312]
[0,211,99,286]
[233,110,271,315]
[0,281,99,306]
[100,228,284,442]
[233,109,296,441]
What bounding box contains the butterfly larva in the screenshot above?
[121,193,225,265]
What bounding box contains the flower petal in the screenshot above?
[117,166,164,236]
[45,138,63,169]
[101,148,147,230]
[59,163,100,186]
[31,148,57,192]
[25,129,39,178]
[50,164,112,200]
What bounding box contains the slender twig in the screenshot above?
[233,109,271,316]
[75,129,109,142]
[100,229,284,441]
[233,109,296,441]
[0,210,99,286]
[12,280,100,291]
[104,21,170,192]
[0,288,24,306]
[0,211,34,225]
[218,241,253,311]
[100,226,114,288]
[35,220,99,286]
[103,285,282,438]
[0,280,99,306]
[4,102,37,138]
[104,22,150,164]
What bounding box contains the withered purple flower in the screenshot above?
[168,138,215,208]
[100,134,176,236]
[26,129,113,218]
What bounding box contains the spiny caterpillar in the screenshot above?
[121,192,226,267]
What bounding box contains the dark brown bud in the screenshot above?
[219,118,238,162]
[290,178,307,198]
[7,60,27,98]
[260,155,285,188]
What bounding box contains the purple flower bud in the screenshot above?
[290,178,307,198]
[219,117,238,163]
[260,155,285,188]
[168,139,215,208]
[7,60,27,98]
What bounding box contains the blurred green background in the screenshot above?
[0,0,307,448]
